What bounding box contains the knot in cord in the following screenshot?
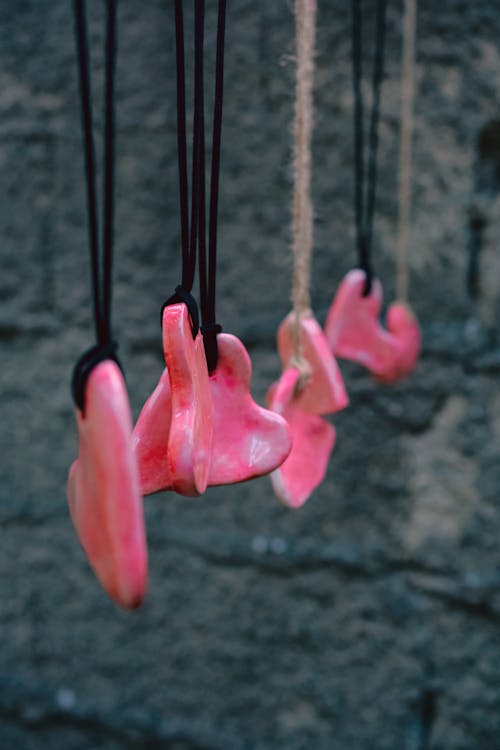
[162,285,200,339]
[71,340,121,413]
[289,354,313,395]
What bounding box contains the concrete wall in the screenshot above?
[1,1,500,748]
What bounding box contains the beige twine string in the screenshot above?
[396,0,417,303]
[291,0,316,375]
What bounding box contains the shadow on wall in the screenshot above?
[467,119,500,321]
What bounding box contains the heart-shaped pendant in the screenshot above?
[267,368,335,508]
[325,269,394,371]
[132,367,172,496]
[324,269,420,382]
[67,360,147,609]
[207,333,291,485]
[277,311,348,415]
[162,302,213,496]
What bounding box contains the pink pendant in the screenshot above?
[132,367,172,495]
[267,368,335,508]
[378,301,421,383]
[277,311,348,414]
[324,269,421,383]
[67,360,147,609]
[161,303,213,496]
[207,333,291,485]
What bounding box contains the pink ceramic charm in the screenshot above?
[277,311,348,415]
[67,360,147,609]
[267,368,335,508]
[162,303,213,496]
[132,368,172,495]
[132,303,213,497]
[324,269,421,383]
[378,301,421,383]
[207,333,291,485]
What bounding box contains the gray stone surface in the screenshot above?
[1,1,500,748]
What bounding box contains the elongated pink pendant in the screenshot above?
[134,303,213,497]
[132,368,172,495]
[67,360,147,609]
[207,333,291,485]
[324,269,421,383]
[267,368,335,508]
[277,311,348,414]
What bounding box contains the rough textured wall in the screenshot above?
[1,1,500,748]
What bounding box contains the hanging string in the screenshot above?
[396,0,417,302]
[194,0,206,338]
[198,0,227,373]
[167,0,227,356]
[351,0,387,296]
[163,0,204,337]
[290,0,316,373]
[174,0,190,284]
[72,0,119,411]
[102,0,117,340]
[190,0,205,294]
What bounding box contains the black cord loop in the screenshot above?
[162,285,200,339]
[351,0,387,296]
[174,0,189,281]
[197,0,226,372]
[73,0,118,406]
[172,0,227,372]
[173,0,204,296]
[71,341,121,413]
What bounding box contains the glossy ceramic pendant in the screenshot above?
[324,269,421,383]
[67,360,147,609]
[267,368,335,508]
[132,368,172,495]
[207,333,291,485]
[277,311,348,415]
[162,303,213,496]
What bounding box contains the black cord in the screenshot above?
[365,0,386,269]
[173,1,205,296]
[167,0,226,366]
[72,0,120,411]
[74,0,101,344]
[351,0,387,296]
[102,0,117,343]
[164,0,204,336]
[352,0,365,285]
[199,0,226,372]
[189,0,205,294]
[174,0,189,281]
